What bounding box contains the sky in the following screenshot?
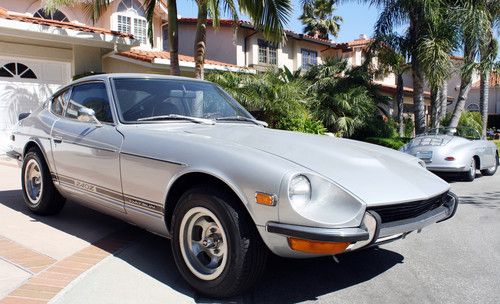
[176,0,381,44]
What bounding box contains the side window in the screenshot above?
[65,82,113,123]
[51,89,70,116]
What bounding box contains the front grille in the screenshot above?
[368,192,448,223]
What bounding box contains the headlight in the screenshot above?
[288,175,311,205]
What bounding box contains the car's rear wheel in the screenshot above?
[171,186,267,298]
[21,149,65,215]
[481,152,498,176]
[463,157,476,182]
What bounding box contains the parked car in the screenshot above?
[400,127,499,181]
[7,74,458,297]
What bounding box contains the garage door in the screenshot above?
[0,57,70,154]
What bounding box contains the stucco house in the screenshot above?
[0,0,243,153]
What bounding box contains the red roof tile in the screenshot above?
[347,38,373,47]
[118,48,244,69]
[472,71,500,88]
[0,7,133,38]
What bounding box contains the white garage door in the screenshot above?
[0,57,70,153]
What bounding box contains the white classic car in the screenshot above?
[400,127,498,181]
[7,74,458,297]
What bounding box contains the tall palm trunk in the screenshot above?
[194,3,208,79]
[449,42,475,129]
[430,86,441,128]
[479,69,490,138]
[412,61,426,134]
[439,81,448,123]
[396,73,405,137]
[168,0,181,76]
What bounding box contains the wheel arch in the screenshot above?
[473,154,480,169]
[163,171,253,233]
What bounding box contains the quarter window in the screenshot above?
[113,0,148,45]
[51,89,70,116]
[65,83,113,123]
[258,40,278,65]
[301,49,318,69]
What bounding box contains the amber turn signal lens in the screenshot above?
[288,238,350,255]
[255,192,276,206]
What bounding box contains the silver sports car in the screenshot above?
[7,74,458,297]
[400,127,499,181]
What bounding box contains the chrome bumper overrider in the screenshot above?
[266,192,459,252]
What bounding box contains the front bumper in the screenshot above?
[265,192,458,256]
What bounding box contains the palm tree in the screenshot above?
[449,0,491,129]
[477,0,499,137]
[369,34,411,136]
[44,0,182,76]
[192,0,292,79]
[299,0,343,39]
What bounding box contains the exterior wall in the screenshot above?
[177,24,239,65]
[467,87,500,114]
[0,0,164,50]
[102,57,193,77]
[0,40,73,62]
[73,45,102,76]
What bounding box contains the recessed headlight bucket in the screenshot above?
[288,175,311,205]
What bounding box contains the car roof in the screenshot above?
[72,73,209,85]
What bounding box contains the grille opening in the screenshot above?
[368,192,448,223]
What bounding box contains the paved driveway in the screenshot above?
[0,159,499,304]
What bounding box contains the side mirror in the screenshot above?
[78,107,102,127]
[18,112,30,121]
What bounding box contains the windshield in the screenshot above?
[421,127,481,140]
[111,78,253,123]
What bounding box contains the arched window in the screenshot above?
[466,103,480,112]
[33,9,69,22]
[0,62,37,79]
[113,0,148,45]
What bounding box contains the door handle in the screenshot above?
[53,136,63,144]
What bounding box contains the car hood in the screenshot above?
[124,123,449,206]
[180,124,449,206]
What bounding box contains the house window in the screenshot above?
[162,24,169,50]
[113,0,148,45]
[33,9,69,22]
[258,39,278,65]
[0,62,37,79]
[301,49,318,69]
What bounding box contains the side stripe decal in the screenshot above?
[52,172,164,214]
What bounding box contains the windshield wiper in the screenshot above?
[137,114,215,125]
[215,116,268,127]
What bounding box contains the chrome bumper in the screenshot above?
[266,192,459,252]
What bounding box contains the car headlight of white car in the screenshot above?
[286,173,365,226]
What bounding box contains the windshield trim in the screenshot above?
[109,77,254,125]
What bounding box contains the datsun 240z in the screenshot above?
[7,74,458,297]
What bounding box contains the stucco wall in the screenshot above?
[102,57,194,77]
[467,87,500,114]
[178,24,238,65]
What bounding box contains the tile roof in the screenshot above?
[0,7,133,38]
[177,17,335,46]
[472,72,500,88]
[347,38,373,47]
[118,48,243,68]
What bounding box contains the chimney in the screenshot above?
[359,34,368,40]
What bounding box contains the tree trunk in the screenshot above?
[167,0,180,76]
[480,69,490,138]
[194,3,208,79]
[396,73,405,137]
[412,61,426,134]
[430,86,441,128]
[449,43,474,129]
[439,80,448,123]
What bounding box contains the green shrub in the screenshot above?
[403,117,415,138]
[353,116,398,139]
[364,137,411,150]
[441,111,482,134]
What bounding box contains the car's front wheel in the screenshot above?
[171,187,267,298]
[21,149,65,215]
